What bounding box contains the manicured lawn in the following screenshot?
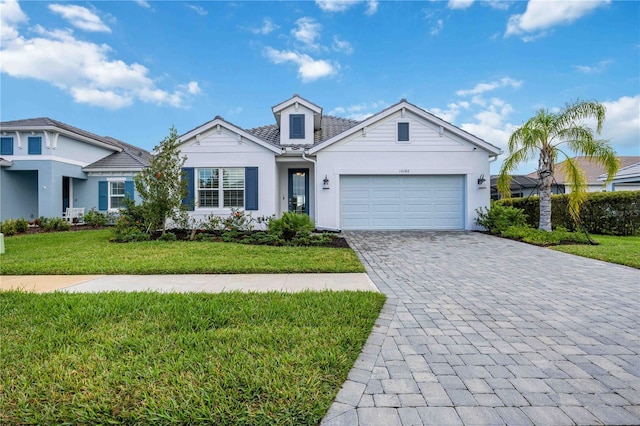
[0,291,386,424]
[0,230,364,274]
[551,235,640,269]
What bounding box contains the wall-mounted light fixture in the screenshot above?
[322,175,330,189]
[477,174,486,185]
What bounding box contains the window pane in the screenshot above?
[223,168,244,189]
[198,169,218,189]
[111,181,125,196]
[223,190,244,208]
[398,122,409,141]
[110,196,125,209]
[198,190,219,207]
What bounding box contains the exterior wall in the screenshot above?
[278,104,315,146]
[0,169,38,220]
[314,110,492,230]
[2,132,115,165]
[180,127,278,223]
[77,174,141,212]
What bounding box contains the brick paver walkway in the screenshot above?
[322,231,640,425]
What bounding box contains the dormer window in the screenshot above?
[290,114,305,139]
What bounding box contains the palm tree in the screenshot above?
[497,100,618,231]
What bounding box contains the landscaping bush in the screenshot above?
[268,212,315,241]
[0,220,17,236]
[14,218,29,233]
[158,232,177,241]
[83,208,109,228]
[501,225,591,246]
[475,204,528,233]
[497,191,640,236]
[41,217,71,232]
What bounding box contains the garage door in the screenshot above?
[340,175,465,230]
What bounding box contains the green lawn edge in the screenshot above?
[550,235,640,269]
[0,229,365,274]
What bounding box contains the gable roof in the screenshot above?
[308,99,502,155]
[178,116,283,154]
[83,137,152,172]
[598,162,640,183]
[246,115,360,148]
[526,156,640,184]
[271,94,323,130]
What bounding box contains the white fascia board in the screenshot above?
[178,118,281,154]
[0,125,121,152]
[83,166,144,173]
[309,101,503,156]
[271,96,322,115]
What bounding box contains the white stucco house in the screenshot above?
[178,95,502,231]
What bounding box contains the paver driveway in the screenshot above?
[322,231,640,426]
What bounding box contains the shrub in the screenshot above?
[501,225,591,246]
[83,208,108,228]
[222,208,255,232]
[498,191,640,236]
[1,220,17,236]
[475,204,528,233]
[158,232,177,242]
[41,217,71,232]
[268,212,314,242]
[14,218,29,233]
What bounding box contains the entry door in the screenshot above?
[288,169,309,214]
[62,176,71,213]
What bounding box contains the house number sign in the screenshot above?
[399,169,410,174]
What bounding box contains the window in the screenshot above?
[0,137,13,155]
[290,114,305,139]
[109,181,125,209]
[197,168,244,208]
[397,122,409,142]
[28,136,42,155]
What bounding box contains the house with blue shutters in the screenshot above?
[179,95,502,231]
[0,118,150,221]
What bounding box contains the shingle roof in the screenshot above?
[526,156,640,184]
[599,162,640,181]
[0,117,151,171]
[490,175,540,190]
[245,115,360,147]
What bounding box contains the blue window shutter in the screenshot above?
[28,137,42,155]
[398,123,409,141]
[182,167,195,211]
[245,167,259,210]
[0,137,13,155]
[290,114,305,139]
[98,181,108,211]
[124,181,134,200]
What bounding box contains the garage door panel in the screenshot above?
[341,175,464,230]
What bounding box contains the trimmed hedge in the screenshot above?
[497,191,640,236]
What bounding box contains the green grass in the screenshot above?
[551,235,640,269]
[0,230,364,274]
[0,291,386,424]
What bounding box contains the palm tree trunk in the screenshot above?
[538,149,553,231]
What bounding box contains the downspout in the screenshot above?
[301,151,317,224]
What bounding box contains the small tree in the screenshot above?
[134,126,188,234]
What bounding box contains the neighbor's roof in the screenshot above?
[598,162,640,182]
[526,156,640,184]
[83,137,152,171]
[490,175,541,190]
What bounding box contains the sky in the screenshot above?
[1,0,638,174]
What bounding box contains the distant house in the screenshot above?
[598,162,640,191]
[490,175,564,200]
[524,156,640,194]
[0,118,150,221]
[178,95,502,231]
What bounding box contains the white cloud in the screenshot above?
[574,59,612,74]
[456,77,522,96]
[263,47,338,82]
[506,0,610,39]
[430,19,444,36]
[600,95,640,152]
[0,2,200,110]
[292,17,322,51]
[315,0,379,15]
[448,0,474,10]
[186,4,208,16]
[429,101,471,123]
[135,0,151,8]
[332,36,353,55]
[48,4,111,33]
[251,18,278,35]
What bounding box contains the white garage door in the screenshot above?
[340,175,465,230]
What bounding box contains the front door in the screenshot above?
[62,176,71,213]
[288,169,309,214]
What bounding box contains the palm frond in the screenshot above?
[497,146,534,197]
[557,99,606,134]
[559,156,588,224]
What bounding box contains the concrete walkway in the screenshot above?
[322,231,640,426]
[0,273,378,293]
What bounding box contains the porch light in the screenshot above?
[477,174,486,185]
[322,175,330,189]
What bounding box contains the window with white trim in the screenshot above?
[397,122,409,142]
[109,181,125,210]
[197,168,244,208]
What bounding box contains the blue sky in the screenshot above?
[1,0,638,174]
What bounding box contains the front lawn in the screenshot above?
[0,291,386,424]
[551,235,640,269]
[0,230,364,274]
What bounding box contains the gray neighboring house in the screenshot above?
[490,175,565,200]
[0,118,151,221]
[598,162,640,191]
